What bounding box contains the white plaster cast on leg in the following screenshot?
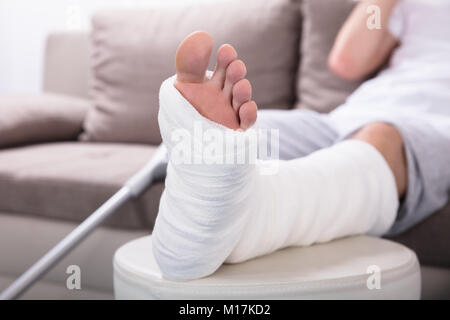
[152,75,399,281]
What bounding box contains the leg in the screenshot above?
[352,122,407,197]
[370,119,450,236]
[153,32,399,281]
[329,110,450,237]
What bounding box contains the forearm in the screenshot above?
[329,0,399,80]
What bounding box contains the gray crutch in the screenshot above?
[0,145,168,300]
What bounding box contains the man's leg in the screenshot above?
[361,119,450,237]
[352,122,407,198]
[153,31,399,281]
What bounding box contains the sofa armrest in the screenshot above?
[0,93,91,148]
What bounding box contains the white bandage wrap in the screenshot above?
[152,75,399,281]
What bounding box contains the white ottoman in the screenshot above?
[113,235,421,299]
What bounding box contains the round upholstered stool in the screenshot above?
[113,235,421,299]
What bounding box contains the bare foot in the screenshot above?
[174,31,258,130]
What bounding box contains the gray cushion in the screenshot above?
[296,0,363,113]
[82,0,300,145]
[0,142,163,230]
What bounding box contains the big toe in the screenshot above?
[175,31,213,83]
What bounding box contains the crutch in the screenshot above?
[0,145,168,300]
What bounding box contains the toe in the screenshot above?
[223,60,246,100]
[232,79,252,111]
[175,31,213,83]
[211,44,237,87]
[239,101,258,130]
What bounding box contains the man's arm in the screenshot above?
[328,0,399,81]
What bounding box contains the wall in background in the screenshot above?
[0,0,204,94]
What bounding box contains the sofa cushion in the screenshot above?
[0,142,163,230]
[81,0,300,145]
[296,0,363,113]
[0,94,90,149]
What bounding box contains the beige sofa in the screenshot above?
[0,31,165,299]
[1,1,449,300]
